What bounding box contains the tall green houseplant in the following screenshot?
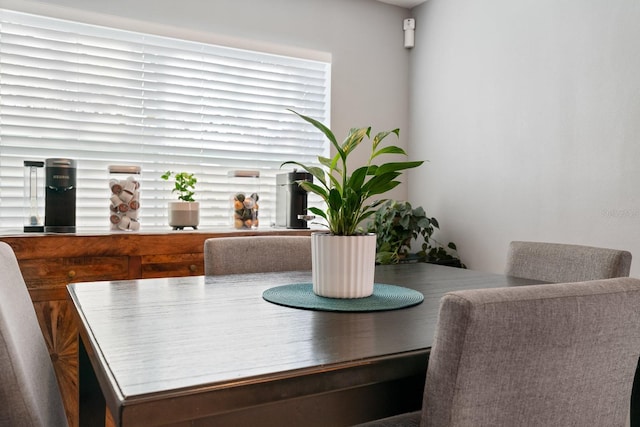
[282,110,424,298]
[281,110,423,235]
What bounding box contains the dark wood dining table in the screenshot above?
[68,263,544,427]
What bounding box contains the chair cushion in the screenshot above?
[0,242,68,426]
[423,277,640,426]
[505,241,631,282]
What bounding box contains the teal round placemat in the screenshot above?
[262,283,424,312]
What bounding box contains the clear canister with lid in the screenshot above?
[108,165,141,231]
[229,170,260,229]
[23,160,45,232]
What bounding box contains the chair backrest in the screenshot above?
[505,240,632,283]
[422,277,640,427]
[0,242,68,427]
[204,235,312,275]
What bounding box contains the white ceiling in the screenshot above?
[376,0,427,9]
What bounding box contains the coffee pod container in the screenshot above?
[229,170,260,229]
[108,165,141,231]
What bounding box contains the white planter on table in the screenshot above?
[311,232,376,299]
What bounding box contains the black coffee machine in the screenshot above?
[276,171,313,229]
[45,158,77,233]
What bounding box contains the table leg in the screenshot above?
[632,358,640,427]
[78,337,107,427]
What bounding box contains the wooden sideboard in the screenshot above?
[0,229,312,427]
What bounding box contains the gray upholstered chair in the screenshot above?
[357,277,640,426]
[505,240,632,283]
[0,242,68,427]
[204,235,312,275]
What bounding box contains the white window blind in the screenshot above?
[0,9,330,231]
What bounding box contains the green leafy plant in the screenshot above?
[281,110,423,236]
[367,200,465,267]
[161,171,197,202]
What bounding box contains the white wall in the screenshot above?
[3,0,414,202]
[410,0,640,275]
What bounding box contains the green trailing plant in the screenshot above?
[161,171,197,202]
[281,110,423,236]
[367,200,465,267]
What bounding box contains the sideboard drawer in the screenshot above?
[141,253,204,278]
[20,256,130,292]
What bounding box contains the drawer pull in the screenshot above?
[68,270,76,279]
[189,264,197,273]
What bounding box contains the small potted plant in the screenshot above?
[282,110,423,298]
[161,171,199,230]
[367,200,465,267]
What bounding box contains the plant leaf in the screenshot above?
[288,109,337,146]
[371,145,407,160]
[361,172,402,196]
[371,128,399,151]
[375,161,424,175]
[299,181,329,201]
[308,206,328,221]
[348,166,368,192]
[281,161,328,189]
[327,188,343,212]
[342,127,370,155]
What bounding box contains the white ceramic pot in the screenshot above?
[168,201,200,228]
[311,232,376,298]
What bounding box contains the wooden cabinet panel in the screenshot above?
[0,229,312,427]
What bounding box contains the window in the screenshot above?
[0,9,330,231]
